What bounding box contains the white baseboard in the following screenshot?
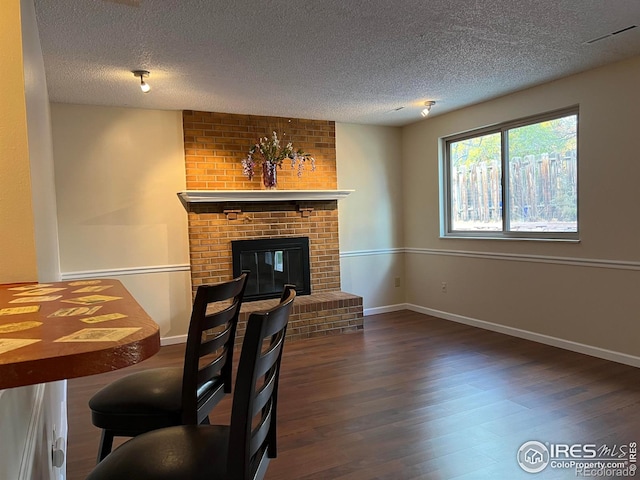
[160,334,187,346]
[363,304,408,316]
[407,304,640,368]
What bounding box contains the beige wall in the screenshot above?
[336,123,405,310]
[0,0,37,283]
[50,104,192,338]
[402,55,640,360]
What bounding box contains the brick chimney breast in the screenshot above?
[183,111,362,343]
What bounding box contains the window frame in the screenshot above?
[441,106,579,241]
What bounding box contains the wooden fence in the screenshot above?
[451,151,577,223]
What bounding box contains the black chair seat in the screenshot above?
[89,367,222,433]
[87,425,230,480]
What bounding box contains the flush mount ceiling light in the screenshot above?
[421,101,436,117]
[132,70,151,93]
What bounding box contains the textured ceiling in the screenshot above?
[34,0,640,126]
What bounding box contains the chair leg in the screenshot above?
[96,430,115,464]
[200,415,210,425]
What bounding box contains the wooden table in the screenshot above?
[0,279,160,389]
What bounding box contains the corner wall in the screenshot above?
[21,0,60,282]
[336,123,405,312]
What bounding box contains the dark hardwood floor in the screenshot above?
[67,311,640,479]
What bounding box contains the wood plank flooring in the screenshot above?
[66,311,640,479]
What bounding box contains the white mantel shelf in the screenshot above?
[178,190,354,208]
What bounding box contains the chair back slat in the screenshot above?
[199,327,231,357]
[202,274,250,303]
[227,285,295,480]
[202,303,238,331]
[196,353,228,387]
[181,273,248,425]
[249,400,273,455]
[255,335,285,380]
[252,369,277,417]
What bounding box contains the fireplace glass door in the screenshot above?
[232,237,311,300]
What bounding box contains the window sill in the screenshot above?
[440,235,580,243]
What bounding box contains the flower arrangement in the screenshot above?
[241,131,315,185]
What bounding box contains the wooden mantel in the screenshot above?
[177,190,354,210]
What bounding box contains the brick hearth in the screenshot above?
[237,291,363,343]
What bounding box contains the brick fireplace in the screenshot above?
[182,111,363,342]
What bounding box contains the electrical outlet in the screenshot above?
[441,282,447,293]
[394,276,401,288]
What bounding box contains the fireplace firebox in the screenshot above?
[232,237,311,301]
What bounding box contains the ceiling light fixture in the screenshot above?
[421,101,436,117]
[132,70,151,93]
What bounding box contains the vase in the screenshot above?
[262,161,277,189]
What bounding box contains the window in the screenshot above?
[443,107,578,239]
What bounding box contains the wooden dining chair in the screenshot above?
[88,273,248,462]
[86,285,296,480]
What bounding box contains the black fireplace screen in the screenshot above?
[231,237,311,301]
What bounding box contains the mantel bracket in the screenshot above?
[223,209,242,220]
